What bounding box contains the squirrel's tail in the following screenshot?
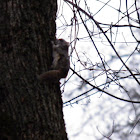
[38,69,68,81]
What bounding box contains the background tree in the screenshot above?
[55,0,140,139]
[0,0,67,139]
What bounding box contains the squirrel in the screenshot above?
[38,39,70,82]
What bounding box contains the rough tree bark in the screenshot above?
[0,0,68,140]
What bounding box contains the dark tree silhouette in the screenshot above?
[0,0,67,139]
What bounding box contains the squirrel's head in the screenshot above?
[57,39,70,50]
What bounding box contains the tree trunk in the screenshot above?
[0,0,68,140]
